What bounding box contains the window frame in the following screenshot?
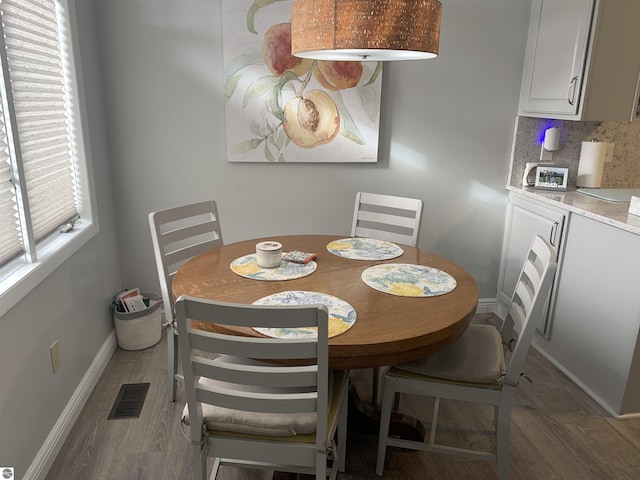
[0,0,99,318]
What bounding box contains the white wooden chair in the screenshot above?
[175,296,349,480]
[376,235,557,479]
[351,192,423,247]
[351,191,423,403]
[148,200,223,402]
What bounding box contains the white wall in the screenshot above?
[96,0,531,299]
[0,0,121,476]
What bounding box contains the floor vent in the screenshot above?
[108,383,150,420]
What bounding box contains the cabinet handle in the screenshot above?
[549,221,559,246]
[568,76,578,105]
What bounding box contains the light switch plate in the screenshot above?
[50,340,61,372]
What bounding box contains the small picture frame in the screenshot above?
[534,166,569,191]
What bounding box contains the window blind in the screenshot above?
[0,102,22,265]
[0,0,78,267]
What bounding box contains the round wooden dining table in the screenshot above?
[172,234,479,371]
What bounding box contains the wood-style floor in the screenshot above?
[45,314,640,479]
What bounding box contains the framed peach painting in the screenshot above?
[222,0,382,163]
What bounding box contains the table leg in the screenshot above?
[270,370,424,479]
[372,366,382,405]
[348,375,425,441]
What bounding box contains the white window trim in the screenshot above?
[0,0,99,318]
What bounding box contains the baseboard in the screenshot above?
[24,330,118,480]
[476,298,497,314]
[617,412,640,420]
[532,341,640,420]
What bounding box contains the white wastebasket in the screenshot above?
[112,293,163,350]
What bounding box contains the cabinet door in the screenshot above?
[518,0,594,117]
[536,214,640,416]
[496,195,565,336]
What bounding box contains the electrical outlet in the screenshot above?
[50,341,61,373]
[540,146,554,162]
[604,143,615,163]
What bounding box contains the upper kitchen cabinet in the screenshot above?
[518,0,640,121]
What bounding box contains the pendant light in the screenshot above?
[291,0,442,61]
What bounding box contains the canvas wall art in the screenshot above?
[222,0,382,163]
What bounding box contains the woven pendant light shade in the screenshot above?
[291,0,442,61]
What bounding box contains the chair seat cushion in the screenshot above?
[182,356,340,437]
[394,324,506,384]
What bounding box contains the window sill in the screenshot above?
[0,220,99,318]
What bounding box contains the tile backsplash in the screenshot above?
[509,116,640,188]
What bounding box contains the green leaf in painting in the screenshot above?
[225,53,263,81]
[225,72,241,100]
[278,70,299,87]
[363,61,383,86]
[328,91,365,145]
[243,75,280,107]
[264,142,276,162]
[246,0,290,34]
[249,120,262,136]
[246,3,260,34]
[231,137,264,155]
[264,87,284,122]
[357,82,381,124]
[263,117,275,134]
[276,128,286,148]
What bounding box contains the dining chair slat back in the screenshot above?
[148,200,223,401]
[175,296,349,480]
[351,192,423,247]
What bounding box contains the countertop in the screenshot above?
[507,185,640,236]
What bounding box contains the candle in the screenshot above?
[256,241,282,268]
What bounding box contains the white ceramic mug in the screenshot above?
[256,241,282,268]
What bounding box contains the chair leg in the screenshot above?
[167,326,179,402]
[192,442,207,480]
[372,367,403,412]
[376,376,396,476]
[496,394,514,480]
[496,412,511,480]
[429,397,440,445]
[210,457,221,479]
[316,451,328,480]
[337,382,348,472]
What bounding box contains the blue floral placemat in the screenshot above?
[326,237,403,260]
[230,254,317,281]
[252,291,356,339]
[361,263,457,297]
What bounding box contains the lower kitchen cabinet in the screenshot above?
[533,213,640,417]
[496,193,567,336]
